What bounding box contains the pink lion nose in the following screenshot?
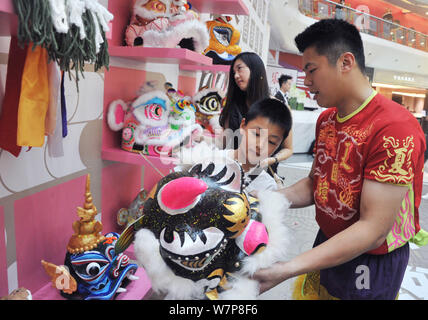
[158,177,208,214]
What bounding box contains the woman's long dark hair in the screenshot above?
[219,52,269,129]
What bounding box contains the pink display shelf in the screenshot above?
[101,148,174,192]
[191,0,250,15]
[106,0,215,69]
[102,147,178,168]
[109,46,213,66]
[32,267,151,300]
[0,0,14,13]
[101,66,177,176]
[107,0,249,47]
[0,0,17,37]
[180,63,231,73]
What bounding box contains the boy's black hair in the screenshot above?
[294,19,365,72]
[278,74,292,87]
[244,98,292,142]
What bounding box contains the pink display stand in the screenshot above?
[32,267,151,300]
[0,206,8,297]
[96,0,248,302]
[13,174,152,299]
[14,176,88,293]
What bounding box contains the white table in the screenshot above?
[291,110,323,153]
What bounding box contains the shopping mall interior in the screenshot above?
[0,0,427,301]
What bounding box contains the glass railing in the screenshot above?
[298,0,428,53]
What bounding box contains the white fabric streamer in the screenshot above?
[48,0,70,34]
[47,64,65,158]
[66,0,87,39]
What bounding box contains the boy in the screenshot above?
[253,19,427,299]
[178,98,292,193]
[234,98,292,193]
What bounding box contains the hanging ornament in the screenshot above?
[13,0,114,83]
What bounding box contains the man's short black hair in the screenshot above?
[278,74,292,87]
[294,19,365,72]
[244,98,292,141]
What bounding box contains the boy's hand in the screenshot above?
[259,157,276,169]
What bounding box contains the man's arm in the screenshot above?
[253,178,407,293]
[277,159,315,208]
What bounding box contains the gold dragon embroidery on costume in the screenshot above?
[341,123,374,145]
[316,176,329,205]
[370,135,414,184]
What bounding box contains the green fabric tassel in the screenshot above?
[13,0,110,87]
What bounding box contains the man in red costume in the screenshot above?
[253,19,427,299]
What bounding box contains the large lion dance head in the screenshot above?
[115,156,291,299]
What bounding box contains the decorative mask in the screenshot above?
[107,84,202,157]
[204,16,242,65]
[125,0,209,53]
[114,157,291,299]
[193,87,225,135]
[41,175,139,300]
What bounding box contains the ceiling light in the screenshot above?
[372,83,423,90]
[392,91,426,98]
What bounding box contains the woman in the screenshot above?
[219,52,293,173]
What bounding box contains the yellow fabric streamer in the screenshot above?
[17,44,50,147]
[292,272,339,300]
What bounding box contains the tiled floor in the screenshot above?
[258,154,428,300]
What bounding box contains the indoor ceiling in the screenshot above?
[382,0,428,19]
[268,0,428,78]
